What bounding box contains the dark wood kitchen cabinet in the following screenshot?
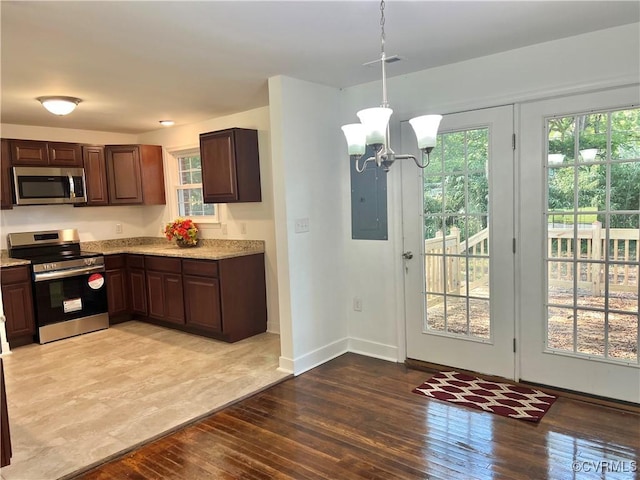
[105,145,165,205]
[130,253,266,342]
[199,128,261,203]
[127,255,147,317]
[217,254,267,342]
[9,139,82,167]
[145,256,184,325]
[8,140,47,166]
[1,139,13,209]
[82,145,109,206]
[0,265,35,347]
[183,260,222,334]
[163,254,266,342]
[105,254,130,323]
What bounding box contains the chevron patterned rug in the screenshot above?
[413,371,557,422]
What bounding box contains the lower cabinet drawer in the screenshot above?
[182,259,218,277]
[145,256,181,273]
[0,266,30,284]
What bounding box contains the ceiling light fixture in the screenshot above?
[159,120,175,127]
[341,0,442,173]
[37,96,82,116]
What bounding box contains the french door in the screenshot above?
[519,86,640,403]
[401,105,516,379]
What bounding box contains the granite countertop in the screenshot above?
[0,254,31,268]
[0,237,265,267]
[83,238,265,260]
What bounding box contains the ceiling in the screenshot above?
[2,1,638,134]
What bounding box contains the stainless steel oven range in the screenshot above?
[7,229,108,344]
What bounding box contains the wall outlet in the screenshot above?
[294,217,310,233]
[240,222,247,234]
[115,223,123,234]
[353,296,363,312]
[222,223,228,235]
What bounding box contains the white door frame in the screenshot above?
[401,105,516,379]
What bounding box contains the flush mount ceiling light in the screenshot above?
[159,120,175,127]
[37,96,82,116]
[341,0,442,173]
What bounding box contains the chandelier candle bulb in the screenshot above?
[357,107,393,146]
[341,124,367,156]
[409,115,443,151]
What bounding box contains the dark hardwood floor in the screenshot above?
[74,353,639,480]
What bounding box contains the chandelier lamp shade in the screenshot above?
[37,96,82,116]
[341,0,442,173]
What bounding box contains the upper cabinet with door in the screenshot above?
[82,145,109,206]
[9,140,82,167]
[1,140,13,209]
[105,144,166,205]
[199,128,261,203]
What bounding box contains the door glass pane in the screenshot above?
[577,165,606,211]
[578,113,608,162]
[576,309,605,357]
[546,107,640,364]
[445,296,468,335]
[547,306,574,350]
[611,109,640,160]
[547,167,575,211]
[608,313,638,362]
[548,116,576,163]
[424,127,491,341]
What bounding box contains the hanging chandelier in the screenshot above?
[341,0,442,173]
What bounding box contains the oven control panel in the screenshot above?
[32,256,105,274]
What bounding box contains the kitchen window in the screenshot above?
[170,149,219,223]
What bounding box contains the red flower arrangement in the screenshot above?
[164,218,198,246]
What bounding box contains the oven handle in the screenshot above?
[34,265,105,282]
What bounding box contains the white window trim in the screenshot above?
[166,146,224,226]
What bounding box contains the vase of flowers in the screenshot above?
[164,218,199,247]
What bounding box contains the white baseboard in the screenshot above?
[348,337,399,363]
[278,337,399,376]
[277,356,294,374]
[289,337,349,376]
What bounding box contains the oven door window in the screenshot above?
[34,273,107,326]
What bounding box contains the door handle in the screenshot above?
[402,251,413,260]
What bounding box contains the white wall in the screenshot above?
[341,23,640,361]
[0,124,142,248]
[268,76,348,374]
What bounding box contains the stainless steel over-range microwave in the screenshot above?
[12,166,87,205]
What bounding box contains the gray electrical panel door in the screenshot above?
[350,147,388,240]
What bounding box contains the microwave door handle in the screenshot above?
[68,174,76,199]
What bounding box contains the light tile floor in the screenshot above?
[0,321,288,480]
